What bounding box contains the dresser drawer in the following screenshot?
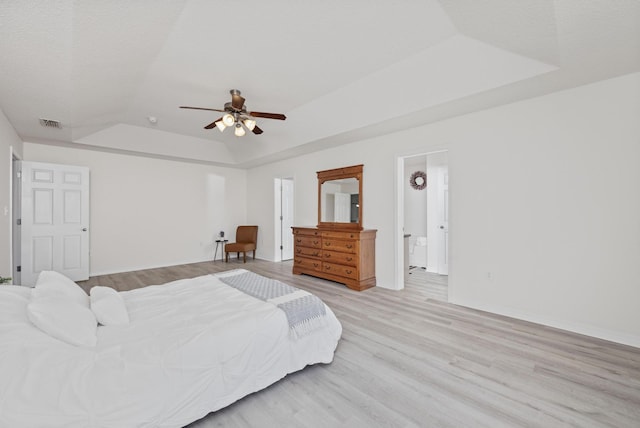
[293,228,321,237]
[322,250,357,266]
[294,257,323,272]
[322,239,357,253]
[295,246,322,258]
[323,262,358,280]
[294,236,322,249]
[322,231,359,240]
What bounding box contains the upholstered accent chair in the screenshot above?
[225,226,258,263]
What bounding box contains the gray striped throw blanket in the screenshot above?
[217,270,328,339]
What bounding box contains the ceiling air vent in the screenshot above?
[38,118,62,129]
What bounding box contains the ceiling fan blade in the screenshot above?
[248,111,286,120]
[204,117,223,129]
[252,125,263,135]
[180,106,225,112]
[231,93,245,110]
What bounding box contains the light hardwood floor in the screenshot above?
[406,267,448,302]
[79,260,640,428]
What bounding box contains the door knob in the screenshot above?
[439,225,444,229]
[82,228,87,232]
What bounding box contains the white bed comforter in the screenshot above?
[0,270,342,427]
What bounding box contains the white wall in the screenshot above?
[247,72,640,347]
[0,109,23,279]
[10,73,640,346]
[246,149,393,263]
[23,144,246,275]
[448,73,640,347]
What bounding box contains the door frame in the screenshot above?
[10,147,22,284]
[395,148,450,292]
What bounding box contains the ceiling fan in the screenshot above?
[180,89,286,136]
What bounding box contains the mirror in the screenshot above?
[320,178,359,223]
[317,164,363,230]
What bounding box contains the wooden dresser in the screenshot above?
[292,227,376,291]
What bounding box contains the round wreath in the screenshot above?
[409,171,427,190]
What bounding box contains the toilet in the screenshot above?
[409,236,427,268]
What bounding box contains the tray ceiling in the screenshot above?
[1,0,638,167]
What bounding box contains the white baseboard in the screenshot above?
[89,257,212,277]
[89,256,271,278]
[450,297,640,349]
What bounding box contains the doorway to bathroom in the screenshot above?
[401,151,448,301]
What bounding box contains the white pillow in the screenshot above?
[27,296,98,347]
[34,270,89,307]
[90,286,130,326]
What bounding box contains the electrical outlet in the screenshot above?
[3,206,8,216]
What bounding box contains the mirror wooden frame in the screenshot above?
[317,164,363,230]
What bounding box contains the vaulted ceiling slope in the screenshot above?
[1,0,638,168]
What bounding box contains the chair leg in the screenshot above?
[243,251,246,263]
[253,250,256,259]
[225,252,228,262]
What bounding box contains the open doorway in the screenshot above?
[397,151,449,301]
[274,177,294,261]
[11,152,21,285]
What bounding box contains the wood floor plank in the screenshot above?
[77,260,640,428]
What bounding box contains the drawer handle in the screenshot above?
[313,252,320,257]
[324,253,331,258]
[325,242,331,246]
[313,263,319,268]
[350,234,354,238]
[324,265,331,271]
[296,249,302,254]
[296,239,302,243]
[346,244,353,249]
[346,257,353,261]
[346,269,353,275]
[313,240,319,245]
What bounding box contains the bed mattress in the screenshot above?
[0,269,342,427]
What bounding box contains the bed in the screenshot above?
[0,269,342,427]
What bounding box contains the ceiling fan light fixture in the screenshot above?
[243,118,256,131]
[181,89,286,137]
[214,121,226,132]
[222,113,235,127]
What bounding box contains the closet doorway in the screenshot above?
[274,177,294,261]
[399,151,448,301]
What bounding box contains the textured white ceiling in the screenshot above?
[1,0,638,167]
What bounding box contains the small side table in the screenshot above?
[213,239,228,262]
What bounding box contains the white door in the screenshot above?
[437,169,449,275]
[21,161,90,285]
[334,192,351,222]
[281,178,294,260]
